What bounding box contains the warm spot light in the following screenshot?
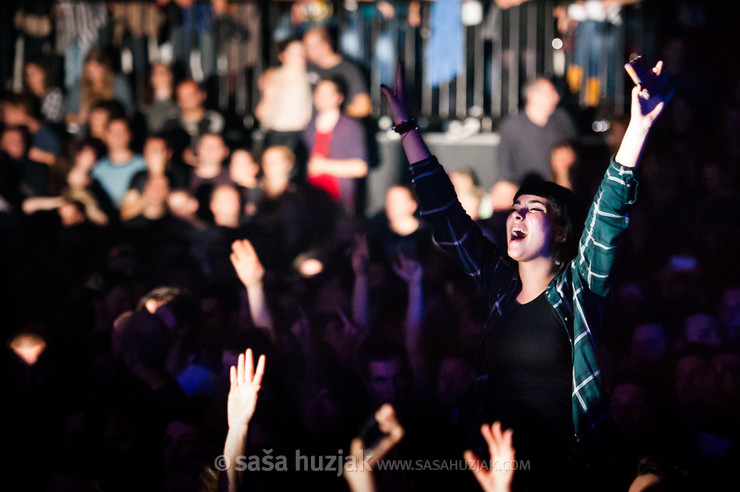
[298,258,324,278]
[10,333,47,366]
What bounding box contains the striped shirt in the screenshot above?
[409,154,638,454]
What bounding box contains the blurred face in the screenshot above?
[167,190,198,218]
[367,359,405,406]
[437,358,473,408]
[490,180,518,212]
[506,195,555,263]
[24,63,45,93]
[261,147,293,181]
[196,134,227,166]
[631,323,668,361]
[527,79,560,116]
[2,104,28,127]
[449,171,475,195]
[385,186,417,223]
[675,355,710,408]
[459,191,482,220]
[210,185,241,226]
[229,150,259,184]
[280,41,307,68]
[1,129,26,160]
[88,108,112,139]
[75,145,98,171]
[151,63,173,92]
[709,353,740,409]
[163,421,201,470]
[551,146,576,174]
[303,30,329,64]
[176,82,203,112]
[85,60,106,85]
[684,314,722,348]
[313,80,343,112]
[144,138,169,174]
[105,120,131,151]
[143,175,170,203]
[59,202,86,227]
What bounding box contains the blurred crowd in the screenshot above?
[2,1,740,492]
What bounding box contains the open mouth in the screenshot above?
[510,226,528,242]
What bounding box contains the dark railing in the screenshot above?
[253,1,647,130]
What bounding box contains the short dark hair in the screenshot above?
[514,179,585,273]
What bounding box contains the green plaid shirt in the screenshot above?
[409,155,638,451]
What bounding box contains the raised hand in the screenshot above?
[343,404,406,492]
[380,62,431,163]
[227,348,266,430]
[392,252,423,285]
[374,403,405,449]
[230,239,265,288]
[632,60,672,129]
[380,62,410,126]
[616,60,671,168]
[464,422,516,492]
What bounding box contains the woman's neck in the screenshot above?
[517,258,555,304]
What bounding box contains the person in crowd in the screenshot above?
[367,184,435,272]
[90,117,147,209]
[140,62,180,135]
[0,125,28,213]
[22,55,65,127]
[65,48,134,131]
[163,79,225,168]
[120,135,185,221]
[303,26,372,119]
[229,148,261,220]
[188,132,233,221]
[382,59,669,489]
[255,38,313,157]
[497,77,576,185]
[1,93,60,195]
[84,99,126,144]
[302,77,368,215]
[22,139,113,226]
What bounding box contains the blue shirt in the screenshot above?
[91,154,147,209]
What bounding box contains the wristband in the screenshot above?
[392,118,419,135]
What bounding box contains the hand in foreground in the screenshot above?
[343,404,405,492]
[227,348,266,430]
[231,239,265,288]
[464,422,515,492]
